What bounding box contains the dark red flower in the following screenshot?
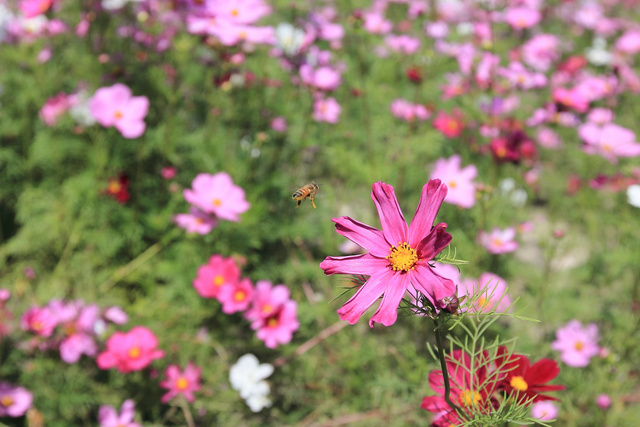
[406,66,423,84]
[104,174,130,204]
[495,346,565,403]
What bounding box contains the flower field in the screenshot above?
[1,0,640,426]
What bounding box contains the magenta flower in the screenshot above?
[319,180,456,327]
[430,155,477,209]
[89,83,149,139]
[245,280,299,348]
[20,305,57,337]
[183,172,250,221]
[551,320,600,368]
[96,326,165,373]
[218,277,254,314]
[596,394,611,410]
[478,227,518,254]
[0,383,32,417]
[20,0,53,18]
[192,255,241,299]
[578,122,640,164]
[98,399,141,427]
[160,362,202,403]
[39,92,77,126]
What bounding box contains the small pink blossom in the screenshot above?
[459,272,512,313]
[98,399,141,427]
[245,280,299,348]
[615,30,640,55]
[586,108,613,125]
[39,92,77,126]
[183,172,250,221]
[300,65,341,91]
[578,122,640,164]
[21,306,57,337]
[537,127,561,149]
[0,383,33,417]
[521,34,559,72]
[104,306,128,325]
[384,34,420,54]
[596,394,611,410]
[363,12,392,34]
[192,255,241,299]
[96,326,165,373]
[433,111,464,138]
[270,116,287,132]
[430,155,477,209]
[551,320,600,368]
[312,97,341,123]
[20,0,53,18]
[504,7,541,30]
[390,99,430,123]
[218,277,254,314]
[531,401,558,421]
[89,83,149,139]
[161,167,177,180]
[478,227,518,254]
[160,362,202,403]
[175,208,217,235]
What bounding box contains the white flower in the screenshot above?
[627,184,640,208]
[229,354,274,412]
[275,23,305,56]
[585,37,612,66]
[69,92,96,127]
[101,0,143,11]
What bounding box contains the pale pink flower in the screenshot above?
[384,34,420,54]
[209,0,272,25]
[586,108,613,125]
[192,255,241,299]
[552,87,590,113]
[615,30,640,55]
[98,399,141,427]
[214,23,275,46]
[218,277,254,314]
[96,326,165,373]
[578,122,640,164]
[504,7,541,30]
[430,155,477,209]
[89,83,149,139]
[58,303,100,363]
[312,97,341,123]
[390,99,430,123]
[39,92,77,126]
[175,208,217,235]
[478,227,518,254]
[320,180,456,327]
[551,320,600,367]
[300,64,341,91]
[160,362,202,403]
[363,12,392,34]
[425,21,448,39]
[498,61,547,90]
[459,272,512,313]
[20,0,53,18]
[537,127,561,149]
[104,306,128,324]
[270,116,287,132]
[531,401,558,421]
[0,383,32,417]
[574,1,602,29]
[596,394,611,410]
[183,172,250,221]
[245,281,299,348]
[521,34,559,72]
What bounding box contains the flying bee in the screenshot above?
[292,182,319,208]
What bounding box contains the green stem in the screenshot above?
[179,395,195,427]
[433,317,465,420]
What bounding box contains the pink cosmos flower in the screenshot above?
[531,401,558,421]
[20,0,53,18]
[390,99,430,123]
[596,393,611,409]
[537,127,561,149]
[98,399,141,427]
[209,0,272,26]
[160,362,202,403]
[363,12,392,34]
[615,30,640,55]
[0,383,33,417]
[245,280,299,348]
[58,303,100,364]
[384,34,420,54]
[175,208,218,235]
[20,306,57,337]
[498,62,547,90]
[586,108,613,125]
[577,122,640,164]
[430,155,477,209]
[218,277,254,314]
[214,23,275,46]
[192,254,241,299]
[183,172,250,221]
[270,116,287,132]
[89,84,149,139]
[319,180,456,327]
[300,65,342,91]
[521,34,559,72]
[96,326,165,373]
[478,227,518,254]
[551,320,600,368]
[39,92,77,126]
[433,111,464,138]
[312,97,341,123]
[459,272,512,313]
[504,7,541,30]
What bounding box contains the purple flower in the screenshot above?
[0,383,33,417]
[551,320,600,367]
[89,83,149,139]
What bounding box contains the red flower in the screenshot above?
[104,174,130,204]
[495,346,565,403]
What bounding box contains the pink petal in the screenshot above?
[369,272,409,327]
[415,223,452,261]
[125,96,149,121]
[371,182,408,246]
[116,118,146,139]
[320,254,388,275]
[408,179,448,248]
[411,264,456,303]
[332,216,389,257]
[336,269,395,325]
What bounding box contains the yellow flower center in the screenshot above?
[386,242,418,272]
[574,341,584,351]
[213,275,225,287]
[262,304,273,314]
[32,320,43,331]
[459,389,481,407]
[108,180,122,194]
[176,377,189,390]
[212,198,222,207]
[128,346,141,359]
[510,375,528,391]
[231,8,239,17]
[114,110,123,119]
[234,290,246,302]
[1,396,13,407]
[448,180,457,189]
[267,317,279,327]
